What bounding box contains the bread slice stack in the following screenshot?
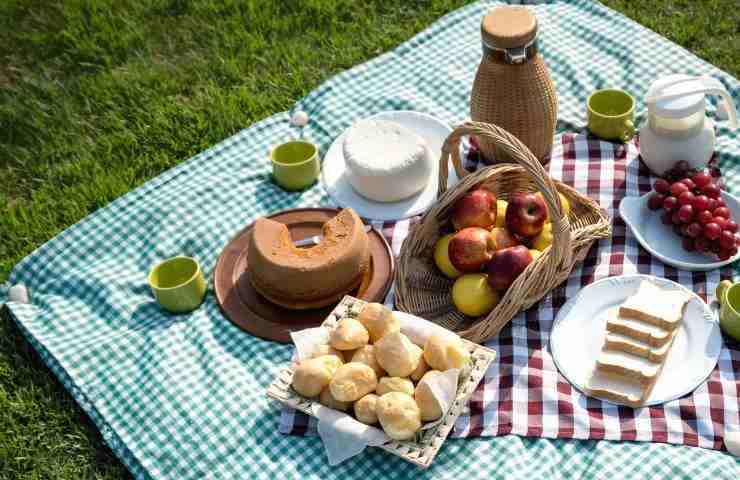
[586,281,690,407]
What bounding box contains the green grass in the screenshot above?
[0,0,738,478]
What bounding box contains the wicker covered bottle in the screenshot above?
[470,6,557,164]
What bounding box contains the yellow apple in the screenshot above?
[452,273,500,317]
[434,234,462,278]
[529,249,542,260]
[494,199,508,228]
[532,222,553,251]
[536,192,571,220]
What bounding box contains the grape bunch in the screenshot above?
[648,161,739,261]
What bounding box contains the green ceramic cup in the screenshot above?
[587,89,636,142]
[270,140,320,191]
[148,256,207,313]
[717,280,740,342]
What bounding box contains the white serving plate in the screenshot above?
[550,274,722,407]
[321,110,457,221]
[620,190,740,271]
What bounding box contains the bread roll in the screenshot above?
[376,377,414,396]
[409,356,429,382]
[329,362,378,402]
[374,331,423,377]
[311,344,345,363]
[291,355,343,398]
[319,387,350,411]
[423,333,470,371]
[351,345,385,377]
[414,370,443,421]
[330,318,370,350]
[357,302,400,342]
[354,394,379,425]
[376,392,422,441]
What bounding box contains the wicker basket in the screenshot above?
[394,122,611,343]
[266,295,496,469]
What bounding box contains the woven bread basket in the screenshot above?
[266,295,496,468]
[394,122,611,344]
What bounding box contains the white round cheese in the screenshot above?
[342,119,433,203]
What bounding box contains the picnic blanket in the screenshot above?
[280,135,740,450]
[2,0,740,479]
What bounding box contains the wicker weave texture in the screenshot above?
[470,52,558,163]
[394,122,611,344]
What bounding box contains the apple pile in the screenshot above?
[433,187,570,317]
[647,160,739,261]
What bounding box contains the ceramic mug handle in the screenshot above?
[620,119,635,142]
[716,279,733,305]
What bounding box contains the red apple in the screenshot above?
[486,245,533,291]
[489,227,519,250]
[452,189,497,230]
[505,192,547,237]
[448,227,495,272]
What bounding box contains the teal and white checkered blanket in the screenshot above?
[3,1,740,478]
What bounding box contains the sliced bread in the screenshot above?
[595,350,661,386]
[606,314,673,347]
[603,332,673,363]
[619,281,690,331]
[587,370,644,408]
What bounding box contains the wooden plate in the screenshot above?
[214,208,394,343]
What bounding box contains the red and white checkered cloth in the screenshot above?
[280,133,740,451]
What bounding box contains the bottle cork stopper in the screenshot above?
[481,6,538,49]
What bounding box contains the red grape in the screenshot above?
[682,237,695,252]
[703,183,721,198]
[663,196,679,211]
[725,220,738,233]
[736,235,740,247]
[704,222,722,240]
[695,237,710,252]
[670,182,689,197]
[714,206,730,219]
[715,217,728,231]
[678,204,694,223]
[715,198,726,208]
[691,195,710,212]
[711,240,722,254]
[720,230,736,249]
[697,210,713,224]
[732,246,739,257]
[692,171,712,189]
[678,191,695,206]
[686,222,702,238]
[707,198,718,211]
[672,211,682,225]
[654,179,670,194]
[681,178,696,190]
[718,249,732,261]
[661,211,673,226]
[647,193,665,210]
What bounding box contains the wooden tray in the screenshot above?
[214,208,394,343]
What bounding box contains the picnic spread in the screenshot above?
[3,0,740,478]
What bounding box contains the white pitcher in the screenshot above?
[639,74,737,176]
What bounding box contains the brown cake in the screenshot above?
[246,208,370,309]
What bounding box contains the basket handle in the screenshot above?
[437,121,571,276]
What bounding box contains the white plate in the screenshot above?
[550,274,722,407]
[620,190,740,271]
[321,110,457,221]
